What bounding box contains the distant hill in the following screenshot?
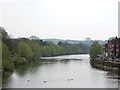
[42,39,107,45]
[42,39,62,44]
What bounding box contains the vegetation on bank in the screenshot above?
[90,42,103,58]
[90,42,120,73]
[90,59,120,73]
[2,43,14,72]
[1,27,90,72]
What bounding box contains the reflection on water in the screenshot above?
[3,54,119,88]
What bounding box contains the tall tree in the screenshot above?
[0,27,9,43]
[90,42,103,58]
[2,43,14,71]
[26,40,42,58]
[18,41,33,59]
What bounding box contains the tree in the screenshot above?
[30,44,41,58]
[50,43,59,55]
[77,43,90,53]
[26,40,42,58]
[58,42,73,54]
[49,46,57,56]
[72,45,82,54]
[0,27,9,43]
[42,46,48,57]
[2,43,9,59]
[90,42,103,58]
[18,41,33,59]
[29,35,39,40]
[2,43,14,71]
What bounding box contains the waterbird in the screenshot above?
[28,80,30,82]
[71,79,73,80]
[44,81,47,83]
[68,79,70,81]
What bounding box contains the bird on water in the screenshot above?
[44,81,47,83]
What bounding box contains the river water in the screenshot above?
[3,54,119,88]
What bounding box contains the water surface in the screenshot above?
[3,54,119,88]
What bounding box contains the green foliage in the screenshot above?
[49,46,56,56]
[45,46,51,56]
[77,43,90,53]
[1,28,91,75]
[13,56,26,65]
[1,27,91,73]
[2,43,9,59]
[26,40,42,58]
[50,43,58,55]
[42,46,48,57]
[90,42,103,58]
[58,42,87,55]
[39,46,44,56]
[18,41,33,59]
[0,27,9,42]
[2,59,14,71]
[2,43,14,71]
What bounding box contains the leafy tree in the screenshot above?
[90,42,103,58]
[5,39,20,55]
[18,41,33,59]
[0,27,10,44]
[42,46,48,57]
[26,41,42,58]
[77,43,90,53]
[2,43,14,71]
[50,43,59,55]
[45,46,51,56]
[29,35,39,40]
[59,46,65,55]
[49,46,57,56]
[39,46,44,56]
[58,42,73,54]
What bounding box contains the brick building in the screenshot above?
[104,37,120,59]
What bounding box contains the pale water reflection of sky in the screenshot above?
[0,0,119,40]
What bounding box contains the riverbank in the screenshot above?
[90,59,120,73]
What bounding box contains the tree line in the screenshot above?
[1,27,90,72]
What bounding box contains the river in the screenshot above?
[3,54,119,88]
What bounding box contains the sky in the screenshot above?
[0,0,119,40]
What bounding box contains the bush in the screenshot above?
[13,56,26,65]
[2,59,14,71]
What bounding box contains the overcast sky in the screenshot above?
[0,0,119,40]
